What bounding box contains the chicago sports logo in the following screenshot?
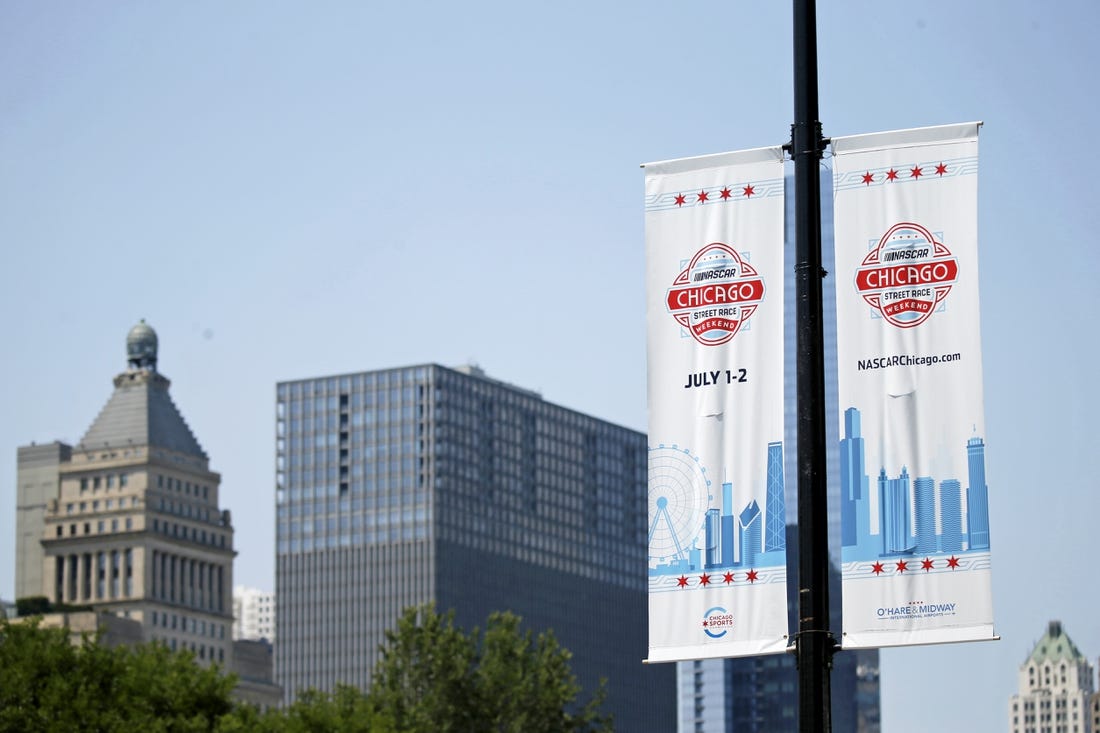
[702,606,735,639]
[665,243,765,346]
[854,222,959,328]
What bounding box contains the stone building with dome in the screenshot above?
[14,322,279,705]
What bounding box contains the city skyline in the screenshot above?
[840,406,991,564]
[3,4,1099,731]
[648,439,786,582]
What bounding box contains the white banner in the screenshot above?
[832,123,996,648]
[644,147,787,661]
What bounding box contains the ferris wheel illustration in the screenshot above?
[648,446,712,569]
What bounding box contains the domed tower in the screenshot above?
[126,319,158,371]
[34,321,236,671]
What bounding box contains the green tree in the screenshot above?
[474,611,609,733]
[366,605,612,733]
[365,605,479,733]
[243,686,396,733]
[1,608,612,733]
[0,617,238,733]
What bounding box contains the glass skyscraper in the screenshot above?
[966,437,991,550]
[275,364,674,730]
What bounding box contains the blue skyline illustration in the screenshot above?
[840,406,991,562]
[649,441,786,576]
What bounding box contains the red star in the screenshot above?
[719,187,732,200]
[910,166,923,178]
[861,172,874,185]
[871,562,885,575]
[674,194,686,207]
[746,569,759,583]
[921,558,935,572]
[935,162,948,176]
[697,190,709,203]
[723,572,735,584]
[886,169,899,181]
[699,573,711,586]
[946,556,960,570]
[677,575,689,587]
[895,560,909,573]
[743,184,755,197]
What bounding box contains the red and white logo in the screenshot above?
[855,222,958,329]
[665,243,765,346]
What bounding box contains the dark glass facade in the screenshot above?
[275,364,674,731]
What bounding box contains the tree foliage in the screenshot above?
[366,605,612,733]
[14,595,91,617]
[0,606,612,733]
[0,617,237,733]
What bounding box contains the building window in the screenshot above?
[119,473,128,487]
[111,551,120,597]
[96,553,106,598]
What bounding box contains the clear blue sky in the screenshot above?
[2,2,1097,730]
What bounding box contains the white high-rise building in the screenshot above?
[233,586,275,641]
[1010,620,1095,733]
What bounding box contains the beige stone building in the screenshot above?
[15,321,279,706]
[24,320,235,664]
[1009,620,1095,733]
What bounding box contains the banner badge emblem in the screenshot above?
[854,222,959,329]
[665,243,765,346]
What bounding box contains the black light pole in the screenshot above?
[790,0,834,731]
